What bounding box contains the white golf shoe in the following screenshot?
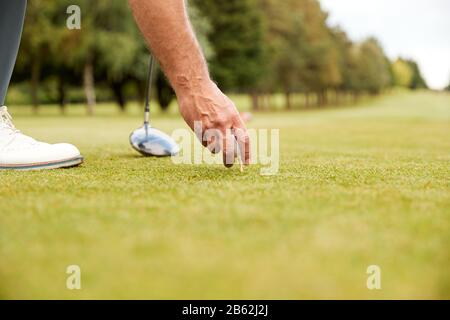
[0,106,83,170]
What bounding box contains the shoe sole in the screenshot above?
[0,156,84,171]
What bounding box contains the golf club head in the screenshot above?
[130,125,180,157]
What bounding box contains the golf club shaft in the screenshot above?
[144,55,155,127]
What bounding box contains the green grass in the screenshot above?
[1,91,449,299]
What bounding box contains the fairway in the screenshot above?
[1,91,449,299]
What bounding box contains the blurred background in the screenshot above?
[6,0,448,115]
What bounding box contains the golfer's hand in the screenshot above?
[176,78,251,167]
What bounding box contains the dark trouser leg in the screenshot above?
[0,0,27,105]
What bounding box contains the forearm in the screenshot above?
[129,0,210,95]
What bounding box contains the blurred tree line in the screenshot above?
[10,0,428,114]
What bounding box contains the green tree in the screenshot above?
[392,58,427,90]
[94,1,140,112]
[300,0,341,106]
[392,58,413,87]
[407,60,428,89]
[18,0,57,111]
[259,0,312,109]
[48,0,143,114]
[258,0,342,109]
[354,38,391,95]
[193,0,265,99]
[330,27,354,102]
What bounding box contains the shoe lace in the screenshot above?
[0,106,19,133]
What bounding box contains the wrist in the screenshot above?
[172,73,214,99]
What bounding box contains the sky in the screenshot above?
[319,0,450,90]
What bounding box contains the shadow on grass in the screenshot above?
[113,152,256,180]
[117,153,147,160]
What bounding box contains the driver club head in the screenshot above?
[130,125,180,157]
[129,54,179,157]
